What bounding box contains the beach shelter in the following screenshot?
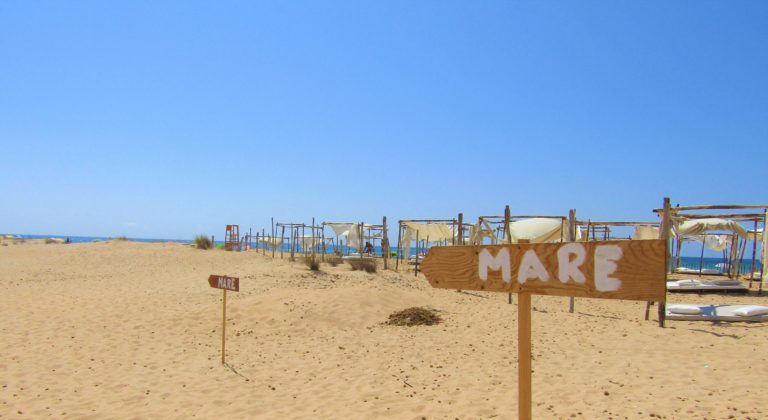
[505,218,565,243]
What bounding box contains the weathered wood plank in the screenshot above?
[421,240,666,301]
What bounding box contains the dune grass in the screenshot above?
[193,235,213,250]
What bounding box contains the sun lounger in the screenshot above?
[667,279,748,292]
[666,304,768,322]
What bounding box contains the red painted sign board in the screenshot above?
[208,275,240,292]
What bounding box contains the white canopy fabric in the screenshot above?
[675,218,748,238]
[683,234,729,252]
[295,235,332,250]
[401,222,454,258]
[256,235,283,249]
[632,225,659,240]
[505,218,565,243]
[325,222,380,249]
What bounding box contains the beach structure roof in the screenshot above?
[323,222,384,249]
[506,218,566,243]
[675,218,748,238]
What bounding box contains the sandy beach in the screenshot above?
[1,240,766,419]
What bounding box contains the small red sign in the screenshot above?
[208,275,239,292]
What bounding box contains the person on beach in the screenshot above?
[364,241,374,255]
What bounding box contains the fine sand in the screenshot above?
[1,240,767,419]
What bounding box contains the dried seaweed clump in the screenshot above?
[386,307,442,326]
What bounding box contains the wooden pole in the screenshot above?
[658,197,671,327]
[222,289,227,365]
[458,213,464,245]
[518,291,532,420]
[504,205,512,304]
[271,218,275,259]
[321,224,326,261]
[728,235,737,278]
[414,230,420,277]
[568,209,576,313]
[760,210,767,295]
[698,238,706,277]
[383,216,389,270]
[737,237,747,278]
[280,226,285,259]
[395,222,402,271]
[359,222,364,259]
[312,218,316,256]
[749,218,758,287]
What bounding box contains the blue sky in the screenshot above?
[1,1,766,245]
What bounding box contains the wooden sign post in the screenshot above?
[208,275,240,365]
[421,239,666,420]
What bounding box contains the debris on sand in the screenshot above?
[386,307,442,326]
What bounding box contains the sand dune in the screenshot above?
[1,241,767,418]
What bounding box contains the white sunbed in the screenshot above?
[667,279,748,292]
[666,304,768,322]
[674,267,721,275]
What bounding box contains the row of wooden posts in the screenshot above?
[224,202,767,305]
[229,208,765,277]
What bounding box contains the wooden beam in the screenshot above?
[568,209,576,313]
[518,292,532,420]
[654,204,768,212]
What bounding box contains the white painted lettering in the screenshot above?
[518,249,549,284]
[557,243,586,284]
[218,278,225,288]
[595,245,622,291]
[478,248,511,283]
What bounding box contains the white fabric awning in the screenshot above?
[675,218,748,238]
[506,218,565,243]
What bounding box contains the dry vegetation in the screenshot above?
[193,235,212,250]
[325,255,343,267]
[347,258,377,273]
[303,253,321,271]
[386,307,442,326]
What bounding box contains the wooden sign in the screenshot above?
[421,239,666,302]
[208,275,240,292]
[208,274,239,365]
[421,238,668,420]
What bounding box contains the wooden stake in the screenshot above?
[222,289,227,365]
[505,205,512,304]
[271,218,275,258]
[518,292,532,420]
[321,224,326,261]
[658,197,670,328]
[568,209,576,313]
[414,230,420,276]
[395,223,403,271]
[458,213,463,245]
[383,216,389,270]
[749,218,758,287]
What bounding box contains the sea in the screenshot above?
[9,234,763,275]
